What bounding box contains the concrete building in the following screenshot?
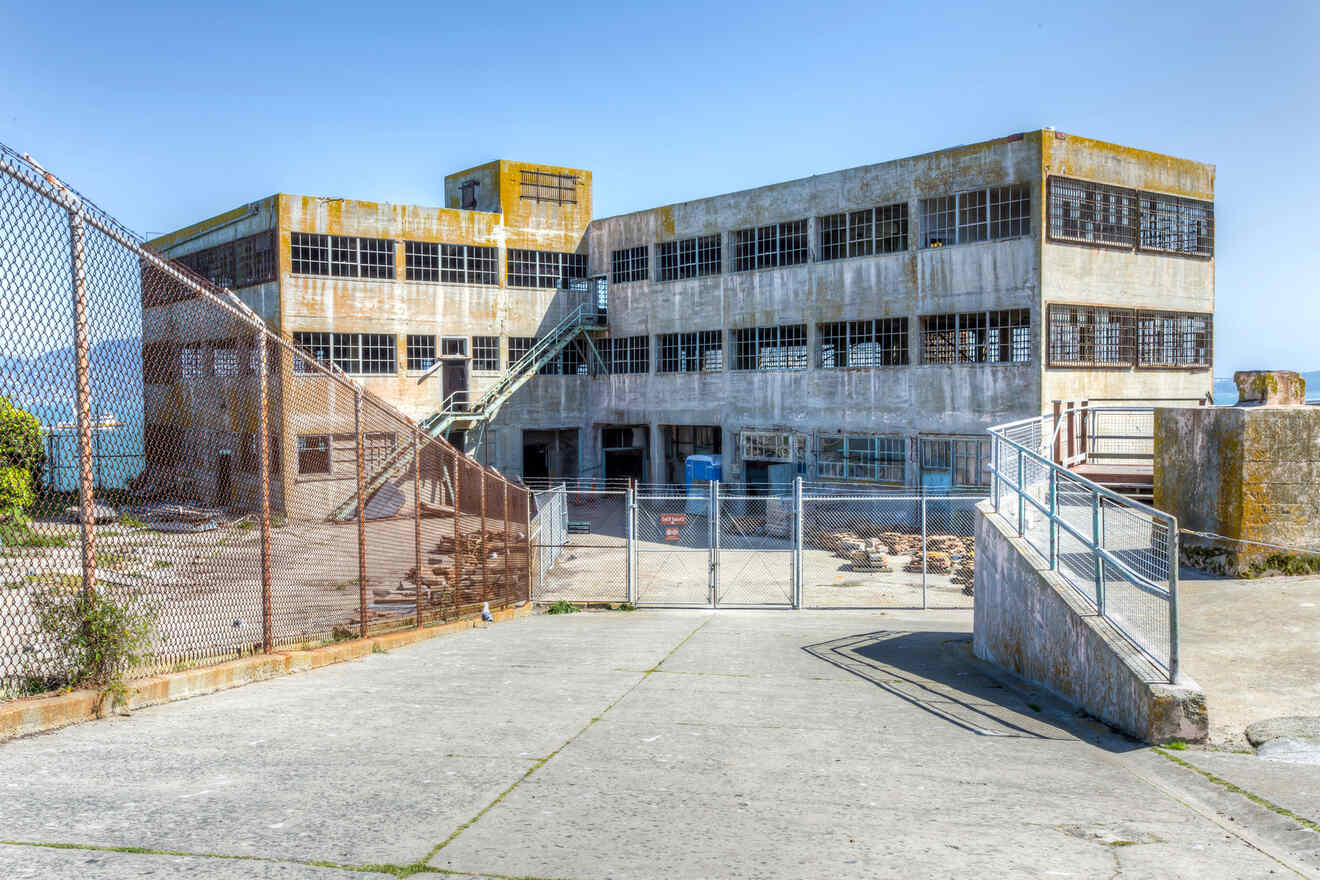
[141,130,1214,512]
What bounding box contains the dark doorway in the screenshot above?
[216,451,233,507]
[442,361,469,409]
[604,449,645,484]
[523,441,550,483]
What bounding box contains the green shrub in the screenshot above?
[0,466,34,517]
[0,396,45,497]
[31,587,157,707]
[546,600,579,615]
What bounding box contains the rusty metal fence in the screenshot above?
[0,145,530,701]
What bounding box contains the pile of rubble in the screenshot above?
[367,529,526,613]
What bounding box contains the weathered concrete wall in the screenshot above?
[1154,406,1320,562]
[1040,134,1215,405]
[972,501,1207,744]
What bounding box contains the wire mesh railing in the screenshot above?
[988,411,1180,681]
[0,145,530,701]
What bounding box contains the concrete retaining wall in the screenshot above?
[972,500,1206,744]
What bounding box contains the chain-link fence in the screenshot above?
[531,483,984,610]
[989,410,1178,681]
[802,494,980,609]
[528,488,628,603]
[0,145,530,702]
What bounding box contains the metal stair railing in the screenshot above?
[328,303,601,522]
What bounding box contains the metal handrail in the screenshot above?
[987,410,1180,682]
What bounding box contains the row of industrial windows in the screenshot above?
[165,231,277,291]
[742,430,990,488]
[1046,177,1213,256]
[608,187,1026,284]
[290,232,586,290]
[1046,305,1213,368]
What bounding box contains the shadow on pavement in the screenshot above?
[802,630,1142,753]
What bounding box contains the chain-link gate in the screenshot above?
[634,492,713,606]
[715,489,795,607]
[529,488,628,603]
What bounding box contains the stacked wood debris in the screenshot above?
[846,548,891,572]
[904,551,951,574]
[878,531,922,555]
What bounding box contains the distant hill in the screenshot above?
[0,337,143,414]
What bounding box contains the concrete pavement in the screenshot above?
[1,609,1317,878]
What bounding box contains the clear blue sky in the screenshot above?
[2,0,1315,375]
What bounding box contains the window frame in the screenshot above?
[920,186,1031,249]
[297,434,331,476]
[816,433,905,484]
[730,220,808,272]
[920,310,1031,365]
[730,324,808,372]
[406,334,437,372]
[611,245,649,283]
[472,336,500,372]
[817,318,909,368]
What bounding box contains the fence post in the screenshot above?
[1052,400,1062,465]
[1048,466,1058,571]
[503,481,511,608]
[66,206,97,595]
[991,435,1000,512]
[414,433,423,628]
[710,480,720,609]
[257,332,273,653]
[480,465,489,607]
[1167,515,1181,683]
[354,391,368,638]
[452,452,462,620]
[1091,492,1106,616]
[525,488,534,605]
[625,483,636,604]
[1016,452,1025,537]
[793,477,803,609]
[921,493,928,610]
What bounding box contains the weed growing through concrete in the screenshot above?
[1165,739,1188,750]
[30,587,157,709]
[545,600,579,615]
[616,602,636,611]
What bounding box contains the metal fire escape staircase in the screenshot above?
[327,280,609,522]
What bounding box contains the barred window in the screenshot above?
[297,435,331,475]
[611,246,649,283]
[876,203,909,253]
[291,331,331,373]
[953,437,991,488]
[1139,193,1214,257]
[176,231,275,288]
[921,310,1030,364]
[508,336,535,368]
[1048,177,1139,248]
[407,334,436,371]
[817,434,905,483]
[731,220,808,271]
[818,213,848,261]
[1136,311,1213,367]
[1048,176,1213,258]
[817,318,908,368]
[731,324,807,371]
[507,249,587,288]
[181,345,205,380]
[472,336,500,371]
[606,335,650,374]
[1046,305,1135,367]
[302,332,396,374]
[291,234,395,279]
[655,234,722,281]
[213,345,238,378]
[989,185,1031,239]
[365,432,398,474]
[520,169,578,205]
[291,233,330,276]
[441,337,468,357]
[656,330,724,373]
[405,242,497,285]
[922,186,1030,248]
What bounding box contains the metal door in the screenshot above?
[442,361,469,410]
[634,492,714,606]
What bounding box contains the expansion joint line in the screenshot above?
[419,615,714,866]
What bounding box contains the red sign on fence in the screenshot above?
[660,513,687,527]
[664,527,682,542]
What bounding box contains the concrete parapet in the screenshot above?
[972,501,1206,744]
[1154,404,1320,572]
